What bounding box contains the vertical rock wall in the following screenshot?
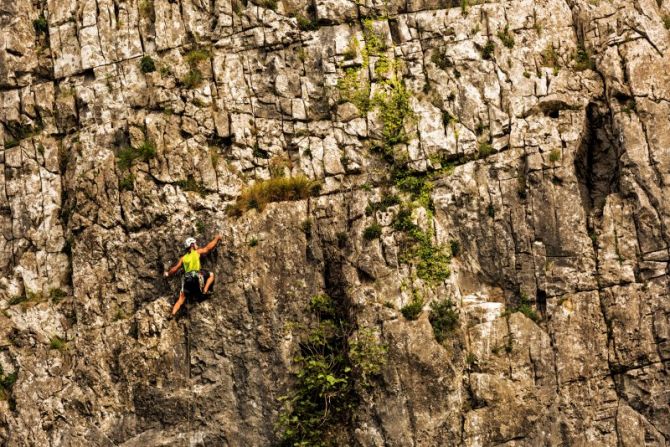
[0,0,669,445]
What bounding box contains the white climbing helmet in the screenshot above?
[184,237,197,249]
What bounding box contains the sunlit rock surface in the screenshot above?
[1,0,669,444]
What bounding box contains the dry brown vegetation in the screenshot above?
[227,175,319,216]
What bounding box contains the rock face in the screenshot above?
[1,0,669,445]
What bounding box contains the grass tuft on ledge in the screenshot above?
[227,175,319,216]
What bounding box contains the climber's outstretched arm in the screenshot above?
[197,234,222,255]
[164,257,184,277]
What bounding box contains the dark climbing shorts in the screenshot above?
[181,270,211,293]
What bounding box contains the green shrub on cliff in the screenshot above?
[33,16,48,36]
[49,336,68,351]
[349,327,387,387]
[401,296,424,320]
[496,26,515,48]
[277,294,387,446]
[0,365,18,402]
[505,295,540,322]
[117,139,156,170]
[480,40,495,60]
[140,55,156,73]
[363,223,382,240]
[373,78,413,150]
[429,299,459,342]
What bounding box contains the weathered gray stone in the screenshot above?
[1,0,670,445]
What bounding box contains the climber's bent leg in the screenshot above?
[203,272,215,294]
[172,291,186,315]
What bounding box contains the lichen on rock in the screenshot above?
[1,0,670,445]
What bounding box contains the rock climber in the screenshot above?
[164,234,222,316]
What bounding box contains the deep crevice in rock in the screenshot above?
[574,101,620,220]
[536,288,547,317]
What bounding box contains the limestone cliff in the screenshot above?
[1,0,669,445]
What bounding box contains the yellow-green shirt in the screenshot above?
[183,250,200,273]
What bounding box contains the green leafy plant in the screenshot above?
[119,174,135,191]
[5,139,19,149]
[140,55,156,73]
[573,45,593,71]
[49,288,67,303]
[431,48,453,69]
[390,183,451,284]
[185,47,211,66]
[496,26,515,48]
[549,149,561,162]
[480,40,495,60]
[363,223,382,240]
[429,299,459,342]
[349,327,387,387]
[309,293,336,317]
[252,144,270,159]
[337,67,371,112]
[33,16,48,35]
[449,240,461,257]
[487,203,495,218]
[622,99,637,115]
[179,46,211,88]
[117,139,156,170]
[249,237,259,247]
[478,141,493,158]
[342,37,358,60]
[541,44,559,69]
[442,111,454,126]
[465,352,479,370]
[0,365,18,402]
[362,19,387,56]
[176,175,207,196]
[294,14,318,31]
[505,294,540,322]
[392,171,434,207]
[413,238,451,283]
[373,78,413,151]
[336,232,348,246]
[182,69,203,88]
[138,140,157,161]
[2,122,43,150]
[278,293,388,444]
[8,295,27,306]
[49,336,68,351]
[401,296,424,320]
